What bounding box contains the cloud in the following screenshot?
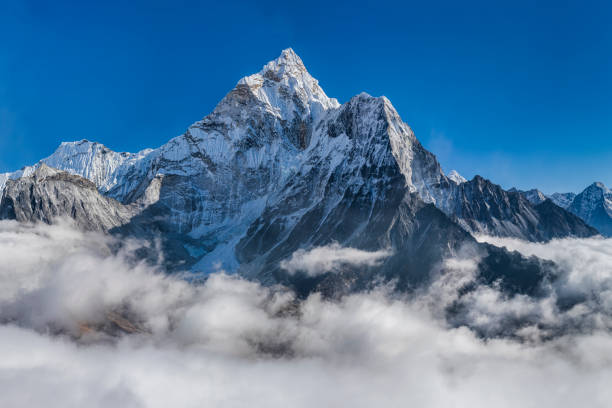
[280,243,392,276]
[474,235,612,334]
[1,221,612,407]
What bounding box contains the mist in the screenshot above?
[1,220,612,407]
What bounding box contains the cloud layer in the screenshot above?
[280,242,392,276]
[1,221,612,407]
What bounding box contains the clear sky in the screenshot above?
[1,0,610,193]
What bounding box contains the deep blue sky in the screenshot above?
[1,0,610,193]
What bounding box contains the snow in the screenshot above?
[447,170,467,184]
[40,140,154,197]
[549,192,576,209]
[236,48,339,122]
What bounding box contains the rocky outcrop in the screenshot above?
[0,164,133,231]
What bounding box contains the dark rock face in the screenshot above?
[534,199,599,239]
[435,176,597,242]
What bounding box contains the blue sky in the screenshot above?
[1,0,610,193]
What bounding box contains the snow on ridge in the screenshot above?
[447,170,467,184]
[40,140,155,195]
[235,48,340,122]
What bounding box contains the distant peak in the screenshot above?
[583,182,609,194]
[274,48,304,68]
[256,48,308,82]
[447,170,467,184]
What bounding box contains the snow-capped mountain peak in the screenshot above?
[590,181,609,193]
[260,48,308,79]
[233,48,339,124]
[0,48,601,278]
[447,170,467,184]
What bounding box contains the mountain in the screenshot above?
[511,184,612,237]
[567,182,612,236]
[432,177,597,241]
[447,170,467,184]
[0,164,134,231]
[549,192,576,209]
[0,48,593,294]
[509,188,547,205]
[515,183,612,238]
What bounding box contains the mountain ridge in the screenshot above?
[513,183,612,237]
[0,49,599,288]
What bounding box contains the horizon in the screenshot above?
[1,1,611,194]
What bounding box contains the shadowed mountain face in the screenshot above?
[440,177,598,241]
[516,183,612,237]
[0,49,590,295]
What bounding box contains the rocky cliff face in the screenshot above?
[437,177,597,241]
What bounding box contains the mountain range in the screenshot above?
[512,183,612,237]
[0,49,605,295]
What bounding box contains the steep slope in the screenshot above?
[533,199,599,238]
[568,182,612,236]
[233,93,474,290]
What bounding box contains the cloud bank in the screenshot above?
[280,242,392,276]
[1,221,612,407]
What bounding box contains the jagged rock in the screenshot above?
[438,176,597,241]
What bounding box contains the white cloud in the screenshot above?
[475,235,612,333]
[1,221,612,407]
[280,242,392,276]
